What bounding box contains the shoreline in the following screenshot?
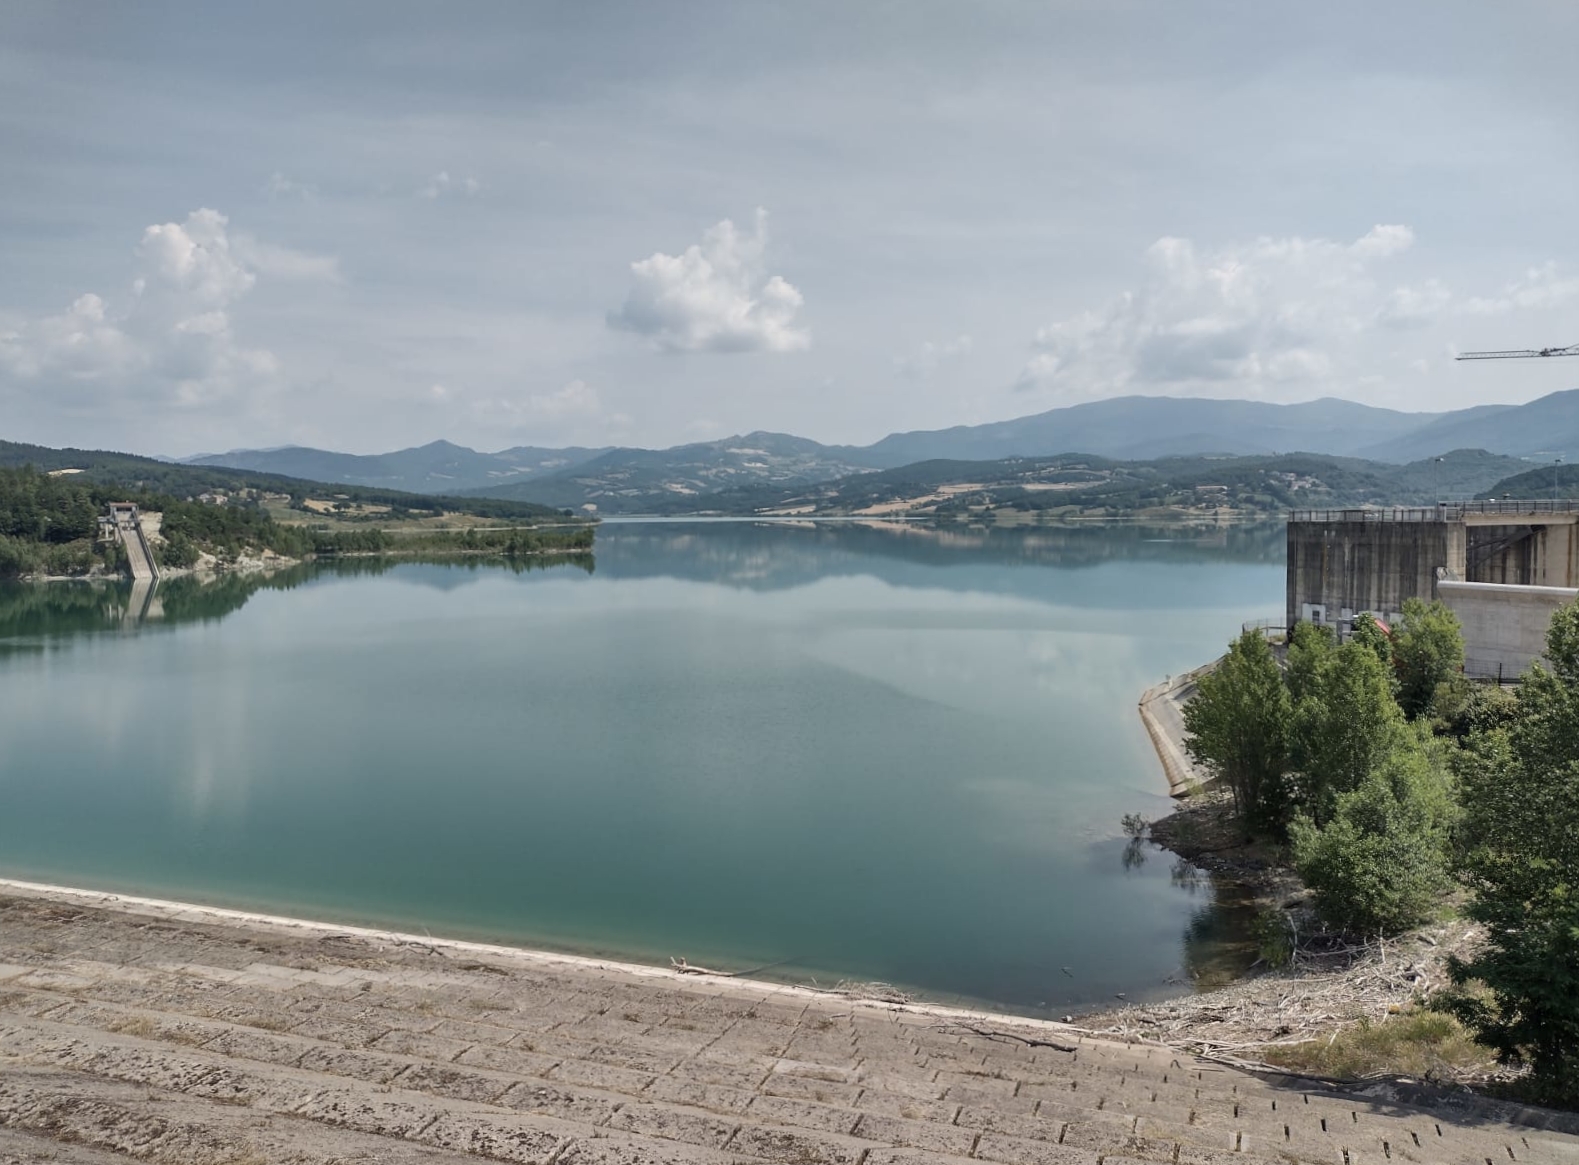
[1124,670,1515,1096]
[14,544,592,585]
[8,876,1566,1163]
[0,876,1093,1038]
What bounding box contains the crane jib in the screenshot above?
[1456,343,1579,361]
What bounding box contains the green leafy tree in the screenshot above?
[1183,629,1291,835]
[1291,640,1412,826]
[1448,601,1579,1104]
[1285,620,1334,704]
[1351,612,1395,673]
[1391,598,1465,721]
[1291,733,1456,934]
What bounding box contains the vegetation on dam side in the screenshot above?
[0,465,595,579]
[1156,600,1579,1106]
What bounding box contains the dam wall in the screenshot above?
[1287,502,1579,642]
[1285,514,1464,634]
[1439,580,1579,680]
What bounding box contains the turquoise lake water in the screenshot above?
[0,520,1285,1013]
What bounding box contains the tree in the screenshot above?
[1284,620,1334,705]
[1351,612,1395,673]
[1448,601,1579,1104]
[1291,640,1411,826]
[1291,732,1456,934]
[1183,629,1291,835]
[1391,598,1465,721]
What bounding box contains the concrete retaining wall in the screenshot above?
[1138,658,1219,797]
[1438,580,1578,680]
[1285,519,1463,633]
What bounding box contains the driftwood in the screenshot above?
[937,1022,1076,1054]
[1070,918,1513,1091]
[670,956,798,978]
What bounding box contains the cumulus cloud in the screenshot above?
[418,171,481,199]
[607,209,809,354]
[1018,226,1579,402]
[1018,225,1431,398]
[896,334,973,379]
[0,208,329,406]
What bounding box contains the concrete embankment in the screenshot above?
[1137,658,1217,796]
[3,877,1575,1164]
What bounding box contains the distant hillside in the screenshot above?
[181,390,1579,511]
[859,396,1443,466]
[1359,390,1579,462]
[464,431,878,510]
[1480,459,1579,501]
[649,448,1529,520]
[188,439,608,493]
[0,439,563,522]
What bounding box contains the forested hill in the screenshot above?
[0,437,596,579]
[1480,461,1579,501]
[474,447,1532,517]
[0,439,563,522]
[0,463,595,580]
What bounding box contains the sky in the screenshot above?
[2,1,1577,457]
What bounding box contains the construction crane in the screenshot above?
[1456,343,1579,360]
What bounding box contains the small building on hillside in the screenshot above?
[1287,500,1579,680]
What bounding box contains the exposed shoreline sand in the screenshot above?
[4,875,1574,1163]
[0,877,1059,1036]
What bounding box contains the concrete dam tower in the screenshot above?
[1287,501,1579,679]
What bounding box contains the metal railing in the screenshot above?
[1290,499,1579,524]
[1463,657,1525,686]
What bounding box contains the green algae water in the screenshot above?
[0,521,1283,1013]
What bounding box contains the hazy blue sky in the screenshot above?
[2,2,1576,455]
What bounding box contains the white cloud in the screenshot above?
[1376,279,1452,330]
[896,334,973,379]
[0,208,318,406]
[138,208,255,304]
[1462,261,1579,316]
[1351,223,1415,259]
[607,209,810,354]
[0,293,139,381]
[231,234,342,282]
[1017,227,1579,403]
[418,170,481,199]
[1017,225,1427,398]
[264,171,316,200]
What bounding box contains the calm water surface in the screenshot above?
[0,521,1283,1013]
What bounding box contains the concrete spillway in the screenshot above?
[105,503,159,582]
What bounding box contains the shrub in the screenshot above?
[1291,735,1456,935]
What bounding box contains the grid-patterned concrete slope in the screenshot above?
[1,883,1575,1165]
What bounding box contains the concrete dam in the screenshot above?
[1287,500,1579,679]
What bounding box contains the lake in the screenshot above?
[0,520,1285,1014]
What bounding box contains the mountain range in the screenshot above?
[181,389,1579,513]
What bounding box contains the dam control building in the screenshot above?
[1287,500,1579,679]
